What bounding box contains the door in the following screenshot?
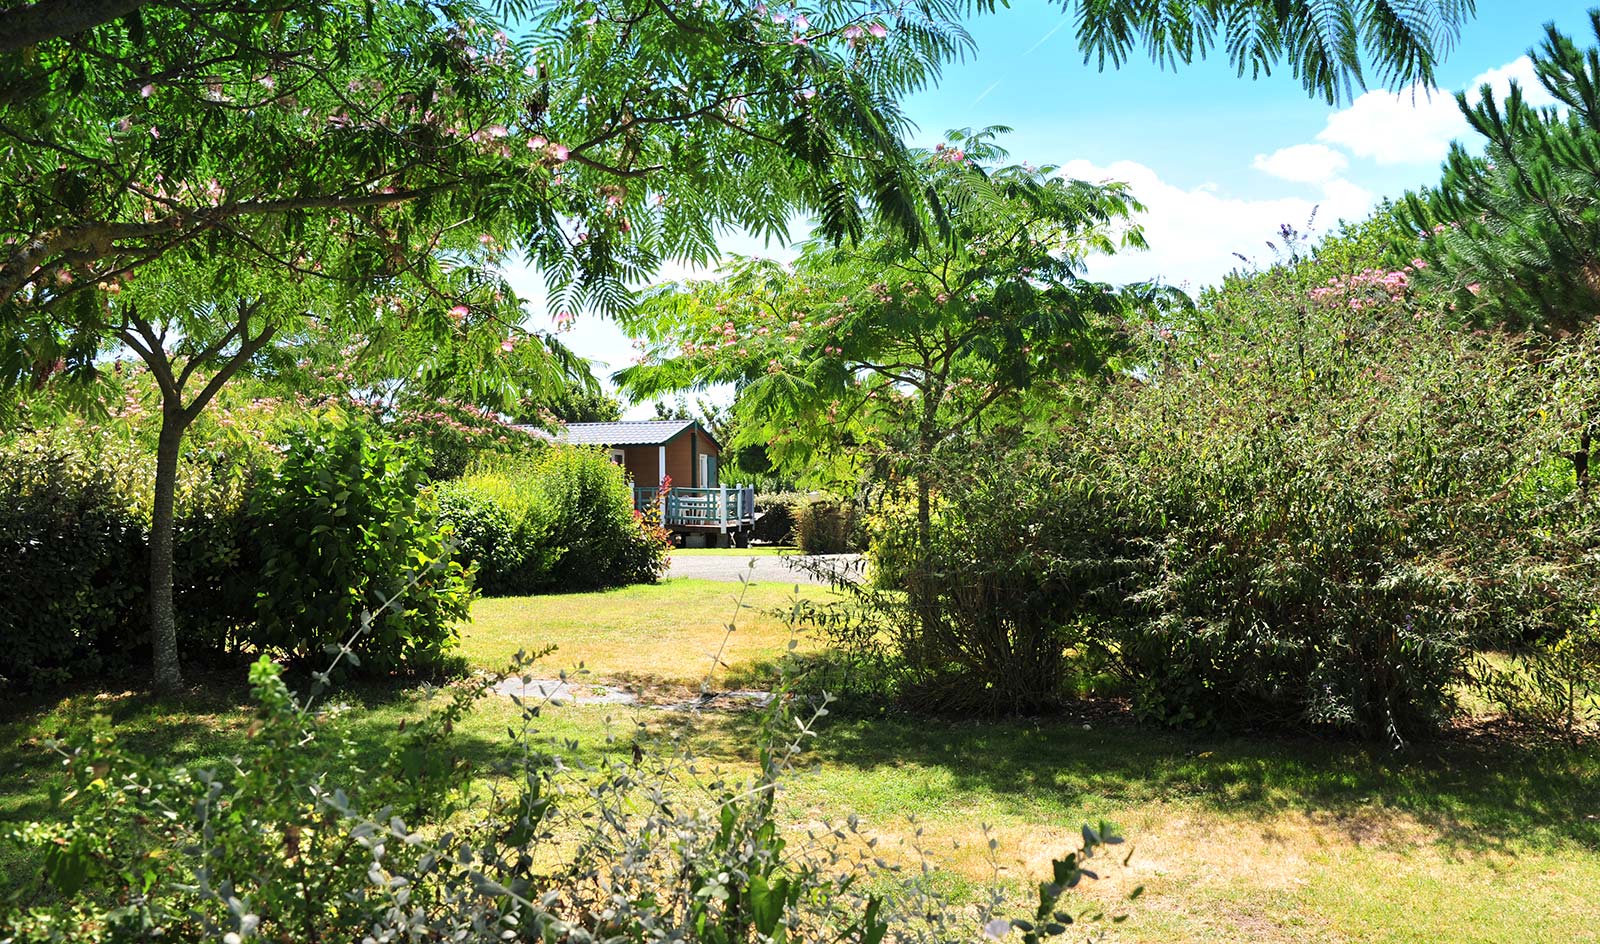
[699,453,718,487]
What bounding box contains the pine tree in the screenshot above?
[1405,12,1600,334]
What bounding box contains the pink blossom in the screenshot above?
[867,22,887,37]
[501,338,516,352]
[528,134,548,149]
[140,84,154,98]
[449,305,469,320]
[551,143,569,162]
[793,14,811,29]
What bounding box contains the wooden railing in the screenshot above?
[632,485,756,529]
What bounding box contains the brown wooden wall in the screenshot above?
[614,429,720,490]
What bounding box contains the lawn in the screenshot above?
[3,580,1599,943]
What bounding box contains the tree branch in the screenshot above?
[0,0,149,54]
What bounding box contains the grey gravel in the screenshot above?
[664,552,862,586]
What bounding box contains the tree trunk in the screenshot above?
[150,405,188,694]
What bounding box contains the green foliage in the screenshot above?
[1069,0,1475,104]
[863,452,1098,714]
[792,496,859,555]
[432,468,562,596]
[1048,223,1600,743]
[0,432,146,688]
[251,416,473,674]
[1404,12,1600,335]
[0,423,260,689]
[1483,617,1600,744]
[435,448,670,595]
[530,447,672,591]
[752,492,802,544]
[618,128,1165,492]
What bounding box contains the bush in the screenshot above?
[792,495,858,554]
[1039,257,1600,743]
[433,476,558,596]
[849,217,1600,742]
[250,416,474,674]
[0,427,259,690]
[0,433,147,688]
[863,454,1110,714]
[433,447,670,595]
[535,446,667,589]
[751,492,800,544]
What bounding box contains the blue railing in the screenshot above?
[632,485,756,529]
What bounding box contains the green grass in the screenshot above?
[465,579,831,688]
[3,581,1599,942]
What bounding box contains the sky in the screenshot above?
[507,2,1596,415]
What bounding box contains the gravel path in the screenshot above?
[665,552,862,586]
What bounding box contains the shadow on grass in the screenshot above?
[708,703,1600,856]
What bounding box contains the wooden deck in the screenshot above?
[632,485,756,534]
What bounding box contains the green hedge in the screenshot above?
[436,447,669,595]
[0,415,475,690]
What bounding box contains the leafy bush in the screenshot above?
[1040,232,1600,742]
[250,416,474,674]
[526,447,669,591]
[751,491,802,544]
[849,217,1600,743]
[0,433,147,688]
[432,475,559,596]
[0,426,260,689]
[864,453,1113,714]
[793,495,858,554]
[433,447,669,595]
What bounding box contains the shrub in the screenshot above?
[529,446,669,591]
[0,433,146,688]
[434,447,668,596]
[1041,269,1600,743]
[433,476,558,596]
[793,495,858,554]
[0,427,259,690]
[751,491,802,544]
[862,454,1112,714]
[250,416,474,674]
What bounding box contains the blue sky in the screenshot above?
[509,3,1597,412]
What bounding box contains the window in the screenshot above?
[608,448,626,466]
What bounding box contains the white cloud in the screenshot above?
[1058,159,1372,289]
[1316,56,1559,165]
[1252,143,1350,183]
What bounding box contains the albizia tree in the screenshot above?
[615,130,1184,558]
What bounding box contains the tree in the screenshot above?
[1401,13,1600,488]
[1404,12,1600,334]
[617,130,1182,635]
